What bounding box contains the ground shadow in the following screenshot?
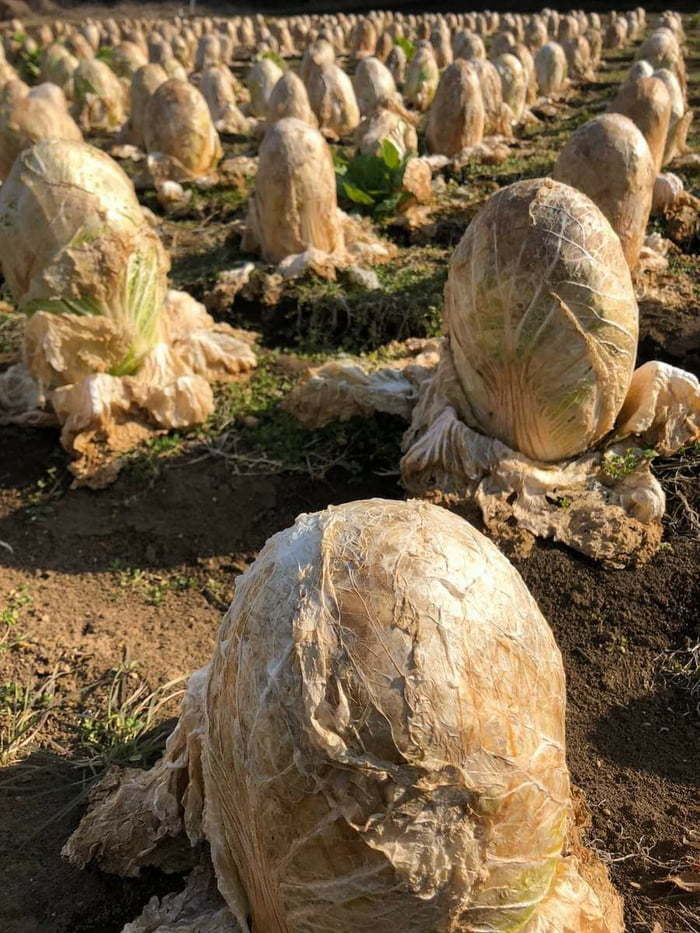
[0,742,184,933]
[590,687,698,787]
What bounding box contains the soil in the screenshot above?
[0,12,699,933]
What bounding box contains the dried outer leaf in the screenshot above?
[283,340,439,428]
[204,264,257,313]
[400,156,432,205]
[14,290,256,485]
[652,171,684,214]
[283,361,417,426]
[553,114,655,271]
[614,360,700,456]
[63,666,209,875]
[164,289,257,380]
[402,339,698,563]
[123,863,238,933]
[442,178,638,462]
[23,311,134,390]
[0,362,53,426]
[401,353,666,566]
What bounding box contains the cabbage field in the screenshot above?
[0,6,698,933]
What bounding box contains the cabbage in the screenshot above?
[553,114,655,271]
[404,41,439,111]
[243,117,344,264]
[608,75,672,172]
[494,52,527,123]
[64,498,623,932]
[350,17,376,59]
[71,59,127,133]
[247,57,283,117]
[40,44,78,95]
[356,98,417,159]
[454,30,486,59]
[0,140,169,379]
[119,63,168,150]
[266,71,317,127]
[300,37,335,89]
[0,82,82,180]
[143,78,222,181]
[111,41,148,80]
[535,41,567,96]
[386,44,407,88]
[563,35,593,81]
[425,61,485,157]
[353,56,397,116]
[441,178,638,461]
[307,63,360,140]
[201,65,251,134]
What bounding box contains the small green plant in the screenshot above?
[95,45,114,66]
[601,447,656,481]
[557,497,572,510]
[203,576,230,610]
[657,641,700,711]
[334,139,410,218]
[394,36,416,61]
[17,45,41,82]
[0,672,63,765]
[605,630,629,655]
[25,466,64,522]
[76,662,185,775]
[114,565,196,606]
[0,586,31,629]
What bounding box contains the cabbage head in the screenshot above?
[201,499,622,931]
[443,178,638,461]
[0,140,169,380]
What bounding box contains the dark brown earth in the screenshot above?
[1,12,699,933]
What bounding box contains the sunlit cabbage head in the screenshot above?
[444,178,639,462]
[0,140,169,380]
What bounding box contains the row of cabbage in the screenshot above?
[0,8,696,563]
[0,10,696,932]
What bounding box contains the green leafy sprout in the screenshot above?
[601,447,656,481]
[334,139,410,218]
